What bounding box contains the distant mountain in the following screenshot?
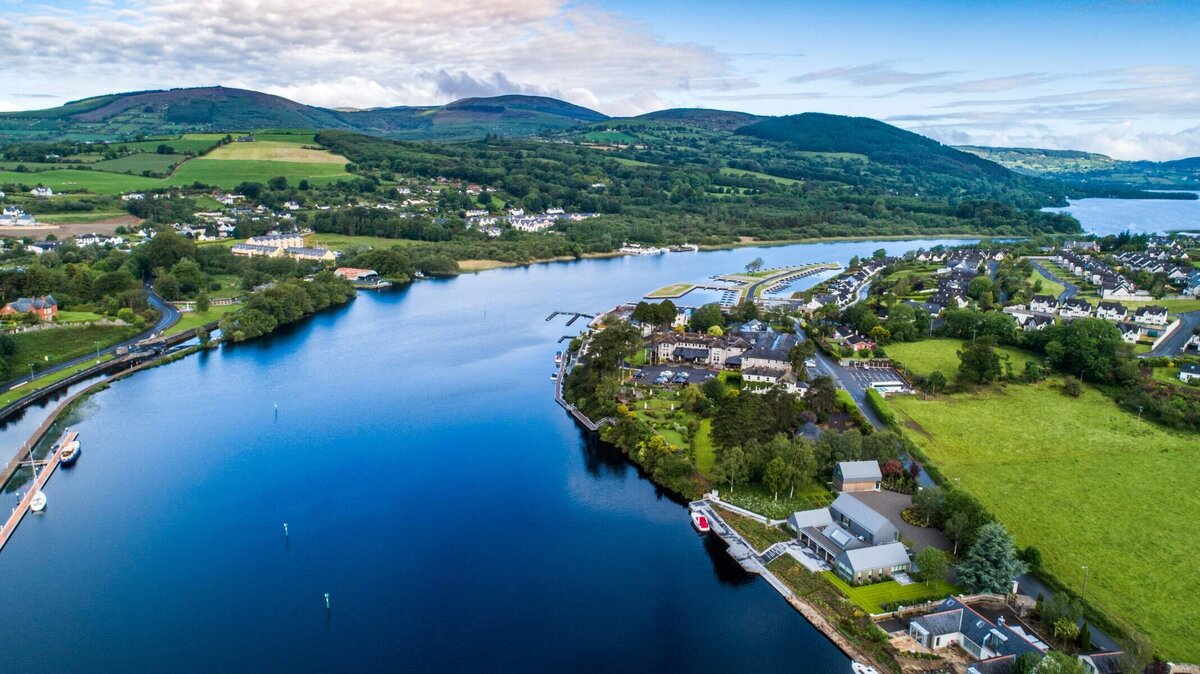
[632,108,764,132]
[0,87,608,143]
[960,145,1200,191]
[737,113,1013,181]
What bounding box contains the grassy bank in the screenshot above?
[7,323,139,375]
[890,380,1199,661]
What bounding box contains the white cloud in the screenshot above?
[0,0,727,115]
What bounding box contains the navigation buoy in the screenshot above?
[283,522,289,538]
[324,593,331,609]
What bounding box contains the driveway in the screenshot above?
[851,490,951,555]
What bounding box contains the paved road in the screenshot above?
[794,323,886,430]
[1029,259,1078,302]
[1015,572,1120,653]
[0,286,180,392]
[1144,310,1200,358]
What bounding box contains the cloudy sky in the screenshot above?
[1,0,1197,159]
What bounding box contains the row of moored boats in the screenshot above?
[27,431,81,514]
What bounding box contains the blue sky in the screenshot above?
[1,0,1197,158]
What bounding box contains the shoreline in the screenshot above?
[456,232,1011,274]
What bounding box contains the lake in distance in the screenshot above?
[0,238,979,673]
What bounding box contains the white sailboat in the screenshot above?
[30,489,46,512]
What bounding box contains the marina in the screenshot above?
[0,431,77,553]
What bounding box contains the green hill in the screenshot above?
[0,87,608,144]
[960,145,1200,192]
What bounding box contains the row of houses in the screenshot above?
[650,321,809,394]
[1027,295,1169,325]
[231,234,336,262]
[0,207,37,227]
[1054,251,1139,299]
[802,259,892,311]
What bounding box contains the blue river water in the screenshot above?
[0,239,972,673]
[1043,192,1200,236]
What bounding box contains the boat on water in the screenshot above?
[690,510,710,533]
[554,351,563,365]
[60,440,81,466]
[851,662,880,674]
[550,372,559,381]
[30,490,46,512]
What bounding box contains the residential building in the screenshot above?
[652,332,749,368]
[1134,306,1168,326]
[834,460,882,492]
[1029,295,1058,314]
[75,232,124,247]
[247,234,306,249]
[1059,298,1092,318]
[285,247,336,262]
[787,493,908,584]
[908,597,1047,662]
[1,295,58,321]
[1180,363,1200,383]
[1116,323,1140,344]
[27,240,62,255]
[1079,651,1126,674]
[1095,301,1127,322]
[30,186,53,198]
[231,243,281,258]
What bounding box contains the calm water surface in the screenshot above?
[0,239,971,673]
[1043,192,1200,236]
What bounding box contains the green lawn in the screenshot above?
[645,282,695,298]
[693,419,715,476]
[889,380,1200,661]
[165,158,349,188]
[721,482,834,520]
[306,233,419,251]
[165,304,241,336]
[109,136,221,154]
[0,169,161,195]
[885,338,1041,378]
[718,508,795,552]
[7,323,140,374]
[33,211,127,224]
[55,311,105,322]
[1029,268,1066,298]
[0,353,114,408]
[821,572,959,614]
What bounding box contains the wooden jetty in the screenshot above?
[0,431,76,553]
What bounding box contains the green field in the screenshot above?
[720,167,803,186]
[1029,268,1066,298]
[8,323,140,374]
[0,169,161,194]
[166,304,241,336]
[32,211,127,224]
[645,282,696,298]
[91,153,185,175]
[584,130,639,144]
[890,381,1200,661]
[694,419,715,476]
[55,311,106,322]
[305,233,419,251]
[822,571,959,614]
[885,338,1041,378]
[110,136,221,154]
[165,159,349,187]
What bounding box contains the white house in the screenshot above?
[1179,363,1200,383]
[1029,294,1058,314]
[1059,298,1092,318]
[30,186,53,198]
[1134,306,1169,326]
[1095,301,1128,322]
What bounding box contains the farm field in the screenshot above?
[110,136,221,154]
[165,159,349,187]
[204,140,346,164]
[884,338,1041,378]
[0,169,161,194]
[719,167,803,186]
[91,153,185,175]
[305,233,420,251]
[889,380,1200,661]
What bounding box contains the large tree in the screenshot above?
[710,445,749,495]
[957,335,1003,384]
[956,521,1028,593]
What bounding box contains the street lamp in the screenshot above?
[94,340,102,360]
[1081,565,1090,600]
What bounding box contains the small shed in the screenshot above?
[833,460,882,492]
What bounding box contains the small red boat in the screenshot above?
[691,510,710,533]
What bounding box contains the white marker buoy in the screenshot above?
[284,522,289,537]
[324,593,331,609]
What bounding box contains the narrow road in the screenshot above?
[1143,310,1200,358]
[0,287,180,393]
[1029,260,1078,302]
[794,322,884,430]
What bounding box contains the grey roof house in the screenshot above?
[908,597,1047,663]
[787,493,908,584]
[834,460,882,492]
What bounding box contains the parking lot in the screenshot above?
[842,365,906,387]
[631,364,718,386]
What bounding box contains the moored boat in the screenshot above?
[851,662,879,674]
[690,510,710,533]
[60,440,81,466]
[554,351,563,365]
[30,490,46,512]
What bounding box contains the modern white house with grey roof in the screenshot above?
[787,492,909,584]
[833,460,882,492]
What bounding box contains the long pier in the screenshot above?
[0,431,76,553]
[546,310,595,323]
[553,352,612,432]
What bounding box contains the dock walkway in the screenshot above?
[0,431,76,553]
